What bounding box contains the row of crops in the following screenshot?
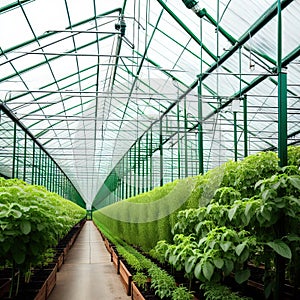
[0,178,86,279]
[93,146,300,299]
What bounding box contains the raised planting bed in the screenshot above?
[0,278,12,299]
[119,260,132,296]
[104,238,111,254]
[45,264,57,298]
[111,247,119,273]
[131,282,146,300]
[54,252,64,271]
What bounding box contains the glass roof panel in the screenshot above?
[0,0,299,207]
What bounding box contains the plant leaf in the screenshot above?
[267,240,292,259]
[213,257,224,269]
[194,262,202,279]
[228,206,238,221]
[235,269,250,284]
[12,248,25,264]
[223,260,234,276]
[203,261,214,281]
[236,243,246,256]
[286,234,300,242]
[20,220,31,235]
[185,256,196,274]
[220,241,232,252]
[289,176,300,190]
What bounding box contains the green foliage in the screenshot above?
[172,284,194,300]
[200,282,252,300]
[149,265,176,299]
[0,177,86,273]
[288,146,300,167]
[132,272,148,290]
[233,151,279,198]
[149,147,300,298]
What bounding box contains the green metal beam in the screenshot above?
[0,103,84,202]
[156,0,217,61]
[0,0,33,14]
[109,0,127,89]
[0,34,114,83]
[178,0,294,101]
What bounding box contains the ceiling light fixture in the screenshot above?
[182,0,206,18]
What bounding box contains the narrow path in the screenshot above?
[48,220,129,300]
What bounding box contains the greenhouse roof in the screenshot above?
[0,0,299,207]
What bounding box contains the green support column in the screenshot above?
[198,79,204,174]
[177,103,181,178]
[233,112,238,162]
[278,70,287,166]
[146,133,149,192]
[184,97,188,177]
[150,129,153,190]
[126,153,129,198]
[171,142,174,182]
[160,119,164,186]
[243,95,248,157]
[16,133,20,178]
[122,160,125,199]
[138,138,141,194]
[274,2,287,299]
[31,142,35,184]
[23,134,27,181]
[47,155,51,190]
[38,148,42,185]
[12,122,17,178]
[142,143,145,193]
[134,143,137,196]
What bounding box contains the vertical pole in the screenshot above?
[142,141,145,193]
[122,159,125,199]
[243,95,248,157]
[198,79,204,174]
[31,142,35,184]
[12,122,17,178]
[198,17,204,174]
[160,119,163,186]
[274,2,287,300]
[129,149,132,197]
[138,138,141,194]
[146,133,149,192]
[184,97,188,177]
[171,142,174,182]
[233,112,238,162]
[16,132,20,178]
[150,128,153,190]
[134,143,137,196]
[177,103,181,178]
[38,148,42,185]
[23,134,27,181]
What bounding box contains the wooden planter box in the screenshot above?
[131,282,146,300]
[119,260,132,296]
[55,252,64,271]
[111,248,119,272]
[33,280,47,300]
[0,278,12,298]
[46,264,57,297]
[104,238,111,254]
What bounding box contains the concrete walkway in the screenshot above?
[48,221,129,300]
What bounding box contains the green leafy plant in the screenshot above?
[149,265,176,299]
[132,272,148,290]
[172,284,194,300]
[200,282,252,300]
[0,177,86,296]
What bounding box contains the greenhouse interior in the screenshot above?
[0,0,300,299]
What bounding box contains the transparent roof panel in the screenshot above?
[0,0,300,207]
